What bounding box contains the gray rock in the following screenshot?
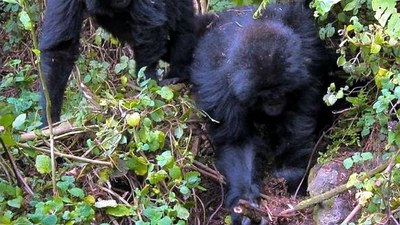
[308,161,352,225]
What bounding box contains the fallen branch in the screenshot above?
[17,143,113,167]
[279,160,390,217]
[19,122,98,142]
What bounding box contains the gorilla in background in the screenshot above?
[191,4,333,224]
[39,0,196,126]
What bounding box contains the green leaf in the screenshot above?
[115,62,127,74]
[126,112,141,127]
[0,210,12,224]
[105,205,133,217]
[125,156,149,176]
[18,10,32,31]
[361,152,373,161]
[13,217,32,225]
[0,133,17,146]
[156,151,173,168]
[184,171,201,188]
[68,187,84,198]
[35,155,51,174]
[12,113,26,129]
[148,170,168,184]
[343,0,357,11]
[150,109,165,122]
[179,185,190,195]
[7,196,23,208]
[156,86,174,100]
[144,207,163,221]
[169,166,182,180]
[174,204,190,220]
[41,215,57,225]
[312,0,339,16]
[135,222,150,225]
[158,216,172,225]
[0,114,14,127]
[370,43,381,54]
[74,203,95,219]
[57,176,75,191]
[343,158,353,169]
[337,55,346,66]
[352,152,362,163]
[3,0,19,4]
[174,126,184,139]
[325,23,335,38]
[372,0,397,27]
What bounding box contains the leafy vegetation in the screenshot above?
[1,0,202,224]
[313,0,400,223]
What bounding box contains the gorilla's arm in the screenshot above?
[39,0,85,125]
[215,137,266,224]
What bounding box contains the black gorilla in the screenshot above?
[191,4,332,224]
[39,0,196,125]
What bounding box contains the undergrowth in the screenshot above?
[313,0,400,223]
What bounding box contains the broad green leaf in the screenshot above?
[169,166,182,180]
[7,196,23,208]
[148,170,168,184]
[144,207,163,221]
[174,204,189,220]
[370,43,381,54]
[184,171,201,188]
[18,10,32,30]
[35,155,51,174]
[156,151,173,168]
[126,156,149,176]
[337,56,346,66]
[0,114,14,127]
[343,0,357,11]
[126,112,141,127]
[68,187,84,198]
[40,215,57,225]
[105,205,133,217]
[343,158,354,169]
[361,152,373,161]
[12,113,26,129]
[158,216,172,225]
[156,86,174,100]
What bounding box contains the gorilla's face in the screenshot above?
[258,89,287,116]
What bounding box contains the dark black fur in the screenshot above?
[39,0,196,125]
[191,4,332,224]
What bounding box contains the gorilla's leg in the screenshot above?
[39,0,84,126]
[40,41,80,125]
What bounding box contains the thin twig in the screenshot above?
[294,132,325,198]
[98,185,131,206]
[342,203,362,224]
